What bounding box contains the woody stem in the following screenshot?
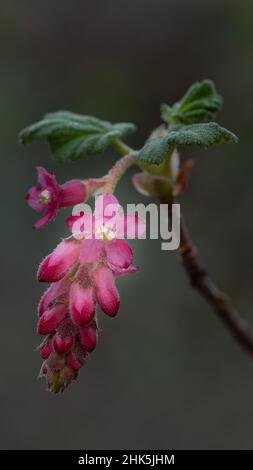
[175,205,253,357]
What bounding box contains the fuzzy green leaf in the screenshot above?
[19,111,136,161]
[139,122,238,164]
[138,137,174,166]
[161,80,223,125]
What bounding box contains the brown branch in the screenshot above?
[168,201,253,357]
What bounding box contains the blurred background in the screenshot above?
[1,0,253,450]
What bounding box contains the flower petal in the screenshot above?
[93,265,120,317]
[79,239,104,264]
[37,239,80,282]
[95,194,119,223]
[70,283,95,326]
[53,335,74,353]
[59,180,86,207]
[132,173,151,197]
[123,214,146,239]
[37,304,67,335]
[66,214,82,232]
[38,277,71,316]
[105,239,133,270]
[33,209,56,229]
[67,352,83,371]
[37,166,58,191]
[40,339,53,359]
[26,186,44,212]
[66,211,93,239]
[79,324,98,351]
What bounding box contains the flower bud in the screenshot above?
[93,266,120,317]
[53,335,74,353]
[37,304,67,335]
[79,322,98,352]
[70,283,95,326]
[37,239,80,282]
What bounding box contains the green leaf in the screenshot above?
[138,137,174,166]
[19,111,136,161]
[139,122,238,164]
[161,80,223,125]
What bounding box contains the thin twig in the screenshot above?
[168,201,253,357]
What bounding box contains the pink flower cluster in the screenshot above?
[31,184,141,392]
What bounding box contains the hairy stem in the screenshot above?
[103,151,138,194]
[177,210,253,357]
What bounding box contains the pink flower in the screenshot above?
[67,193,145,240]
[26,167,86,229]
[36,195,142,392]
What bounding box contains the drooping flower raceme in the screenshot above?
[36,195,143,392]
[21,82,241,395]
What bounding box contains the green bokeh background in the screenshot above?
[1,0,253,449]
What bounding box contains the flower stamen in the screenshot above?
[96,224,116,241]
[39,189,51,205]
